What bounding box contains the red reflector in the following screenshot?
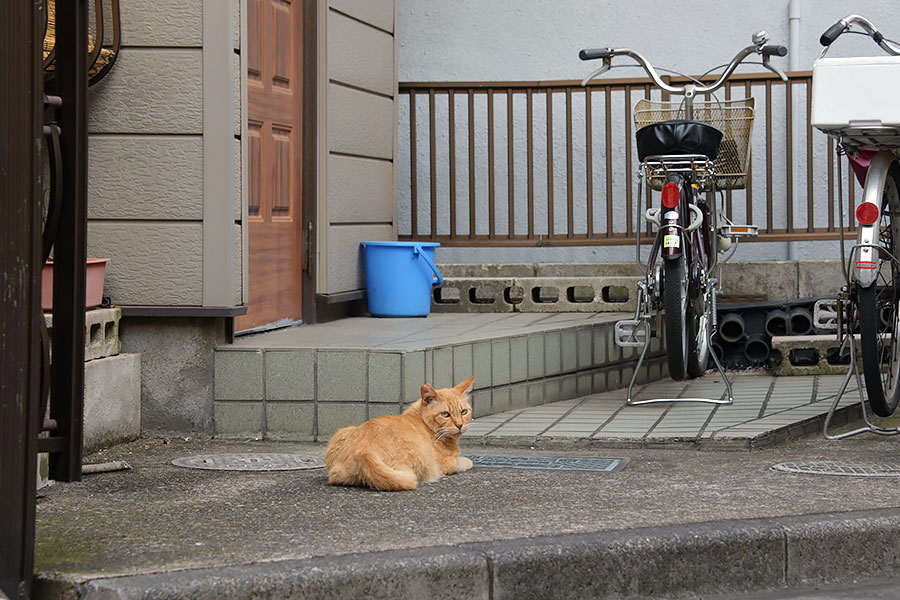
[661,183,680,209]
[856,202,879,225]
[856,261,878,270]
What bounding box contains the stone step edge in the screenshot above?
[37,508,900,600]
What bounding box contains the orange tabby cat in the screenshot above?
[324,375,475,491]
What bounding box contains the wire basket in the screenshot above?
[634,97,755,190]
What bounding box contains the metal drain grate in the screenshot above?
[772,460,900,478]
[172,453,325,471]
[465,455,628,472]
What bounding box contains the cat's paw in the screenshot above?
[457,456,473,472]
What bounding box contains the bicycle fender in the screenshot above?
[853,152,896,288]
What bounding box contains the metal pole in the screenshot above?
[0,0,44,595]
[49,0,89,482]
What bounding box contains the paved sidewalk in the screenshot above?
[466,372,864,448]
[32,374,900,599]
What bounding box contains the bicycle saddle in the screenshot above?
[636,120,723,161]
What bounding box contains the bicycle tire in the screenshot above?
[686,291,711,378]
[857,164,900,417]
[664,257,689,381]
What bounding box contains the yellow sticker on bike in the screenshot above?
[663,234,680,249]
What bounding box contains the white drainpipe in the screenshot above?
[787,0,801,261]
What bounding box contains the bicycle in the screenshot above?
[811,15,900,437]
[579,33,787,405]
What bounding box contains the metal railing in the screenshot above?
[398,71,860,246]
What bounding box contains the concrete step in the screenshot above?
[213,313,668,442]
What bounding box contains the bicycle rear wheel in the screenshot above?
[664,257,689,381]
[687,291,711,378]
[858,164,900,417]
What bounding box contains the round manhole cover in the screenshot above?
[772,460,900,478]
[172,453,325,471]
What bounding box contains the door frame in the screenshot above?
[300,0,318,325]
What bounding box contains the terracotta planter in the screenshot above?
[41,258,110,311]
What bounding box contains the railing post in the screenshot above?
[49,0,88,482]
[0,0,43,596]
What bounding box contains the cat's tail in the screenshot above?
[359,453,418,492]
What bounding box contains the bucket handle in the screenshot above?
[413,245,444,287]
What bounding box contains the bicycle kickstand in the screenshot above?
[625,278,733,406]
[823,305,900,439]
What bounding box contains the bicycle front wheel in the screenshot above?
[664,257,689,381]
[858,164,900,417]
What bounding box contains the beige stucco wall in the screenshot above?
[86,0,243,307]
[319,0,398,295]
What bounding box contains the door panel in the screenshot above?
[236,0,303,331]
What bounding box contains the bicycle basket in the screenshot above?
[634,97,755,190]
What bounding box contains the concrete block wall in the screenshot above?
[213,322,666,441]
[42,308,141,454]
[433,260,846,313]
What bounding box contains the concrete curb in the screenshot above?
[38,508,900,599]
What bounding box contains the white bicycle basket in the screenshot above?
[811,55,900,148]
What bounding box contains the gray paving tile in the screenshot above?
[561,329,578,373]
[433,346,453,388]
[492,388,511,414]
[489,338,509,386]
[214,401,263,438]
[509,336,528,383]
[472,342,492,390]
[215,350,263,401]
[545,331,562,376]
[509,383,529,411]
[593,326,608,366]
[577,327,593,370]
[316,403,366,441]
[368,352,402,403]
[266,402,315,441]
[472,390,492,418]
[527,334,545,379]
[453,344,473,387]
[265,349,314,401]
[402,351,426,403]
[318,351,366,402]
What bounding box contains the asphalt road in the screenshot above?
[35,432,900,581]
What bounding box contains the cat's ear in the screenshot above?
[420,384,438,405]
[454,375,475,394]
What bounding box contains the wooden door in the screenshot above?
[237,0,304,331]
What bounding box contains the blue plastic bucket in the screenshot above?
[362,241,443,317]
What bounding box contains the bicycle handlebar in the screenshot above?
[820,21,847,46]
[819,15,900,56]
[578,48,612,61]
[579,32,788,93]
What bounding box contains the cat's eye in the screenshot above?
[460,409,469,415]
[440,411,451,418]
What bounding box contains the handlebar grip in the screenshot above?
[820,21,846,46]
[579,48,612,61]
[761,44,787,57]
